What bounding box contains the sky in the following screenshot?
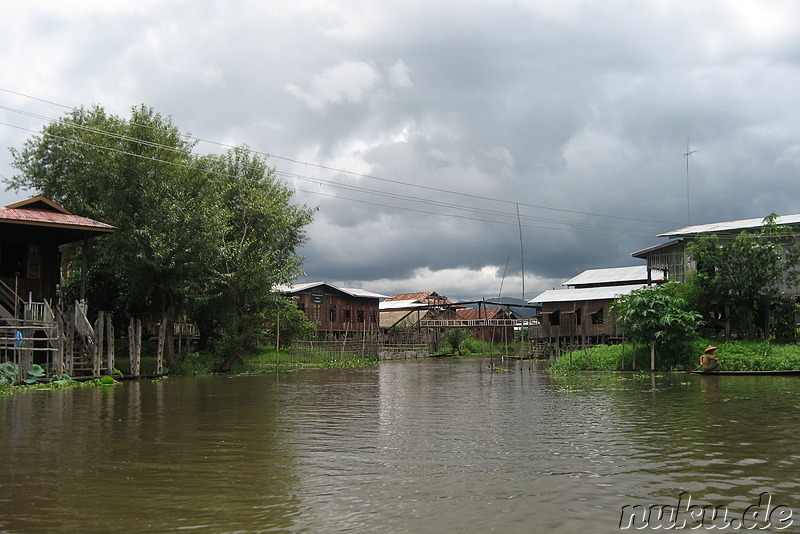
[2,0,800,302]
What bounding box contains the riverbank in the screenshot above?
[551,339,800,372]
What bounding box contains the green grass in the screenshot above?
[551,340,800,372]
[166,346,379,376]
[0,375,120,396]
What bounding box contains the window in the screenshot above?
[591,308,604,325]
[329,305,337,322]
[549,309,560,326]
[356,309,365,323]
[342,309,352,322]
[27,245,41,279]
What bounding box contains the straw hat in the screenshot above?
[704,346,718,353]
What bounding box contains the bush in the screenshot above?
[443,329,469,355]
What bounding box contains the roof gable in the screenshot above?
[5,196,73,214]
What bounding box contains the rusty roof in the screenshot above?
[385,291,451,304]
[0,196,116,235]
[456,307,504,321]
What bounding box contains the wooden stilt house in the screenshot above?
[530,266,663,349]
[0,196,116,378]
[277,281,386,339]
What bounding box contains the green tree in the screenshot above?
[612,283,703,369]
[268,300,316,348]
[686,215,800,339]
[9,104,217,368]
[8,106,313,371]
[193,146,313,371]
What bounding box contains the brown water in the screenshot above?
[1,359,800,533]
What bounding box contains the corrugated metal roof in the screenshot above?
[340,287,388,299]
[385,291,451,304]
[631,240,684,258]
[529,284,648,304]
[563,266,659,286]
[277,281,387,299]
[380,299,427,310]
[659,214,800,238]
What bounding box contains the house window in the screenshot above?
[356,309,365,323]
[297,301,306,313]
[329,305,337,322]
[549,310,560,326]
[342,309,352,322]
[575,308,582,325]
[591,308,604,325]
[27,245,41,279]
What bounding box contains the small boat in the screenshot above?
[690,369,800,376]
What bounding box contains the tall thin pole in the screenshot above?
[683,138,698,225]
[516,203,525,358]
[498,254,510,300]
[516,203,525,303]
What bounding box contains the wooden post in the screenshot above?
[80,236,88,303]
[106,319,115,375]
[66,310,75,376]
[129,318,141,378]
[156,316,166,376]
[94,311,104,378]
[650,342,656,372]
[275,308,281,367]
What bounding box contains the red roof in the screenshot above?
[456,307,504,321]
[0,196,115,237]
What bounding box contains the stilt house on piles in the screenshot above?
[0,196,116,379]
[530,266,663,349]
[454,306,523,344]
[277,281,387,339]
[379,291,457,345]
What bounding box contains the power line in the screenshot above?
[0,118,660,238]
[0,88,680,227]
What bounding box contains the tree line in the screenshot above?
[6,104,315,372]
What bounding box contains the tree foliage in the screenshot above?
[7,104,313,370]
[612,282,703,364]
[192,147,314,370]
[685,215,800,338]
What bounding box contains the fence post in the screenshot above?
[129,318,141,378]
[156,317,166,376]
[93,311,104,377]
[106,319,115,375]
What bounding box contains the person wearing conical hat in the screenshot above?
[699,346,720,372]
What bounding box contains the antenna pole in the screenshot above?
[683,138,698,225]
[516,203,525,304]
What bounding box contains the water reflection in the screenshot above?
[0,361,799,532]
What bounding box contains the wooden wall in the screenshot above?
[292,289,380,335]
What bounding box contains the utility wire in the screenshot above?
[0,89,680,227]
[0,115,662,237]
[0,119,663,238]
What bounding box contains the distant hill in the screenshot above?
[455,297,540,318]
